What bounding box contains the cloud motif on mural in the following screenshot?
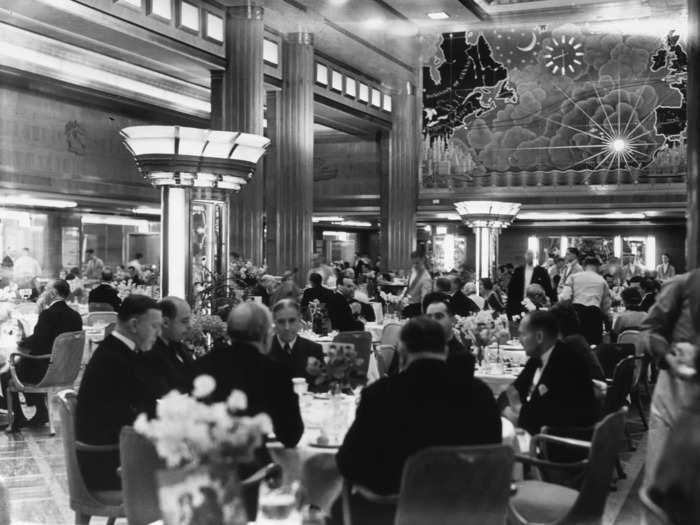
[422,24,686,182]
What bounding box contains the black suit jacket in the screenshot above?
[327,292,364,332]
[512,341,598,435]
[447,337,476,382]
[76,334,162,490]
[269,336,324,388]
[337,359,502,495]
[639,292,657,312]
[195,342,303,448]
[300,286,334,316]
[144,337,196,395]
[19,300,83,383]
[506,265,555,316]
[88,283,121,312]
[450,290,480,316]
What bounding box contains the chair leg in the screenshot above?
[74,512,90,524]
[47,392,55,436]
[5,387,14,432]
[635,392,649,430]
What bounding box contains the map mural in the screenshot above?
[421,25,687,189]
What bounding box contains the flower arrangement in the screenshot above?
[308,299,330,336]
[380,291,409,317]
[186,313,229,357]
[229,261,267,288]
[134,375,272,469]
[306,343,366,394]
[0,284,18,302]
[455,311,510,364]
[116,281,160,300]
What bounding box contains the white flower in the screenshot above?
[251,413,273,435]
[133,413,150,434]
[192,375,217,399]
[227,390,248,412]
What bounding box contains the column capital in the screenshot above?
[221,3,264,20]
[284,32,314,46]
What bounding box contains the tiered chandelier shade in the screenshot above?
[454,201,522,229]
[120,126,270,191]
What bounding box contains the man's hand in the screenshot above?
[350,302,361,315]
[666,343,697,381]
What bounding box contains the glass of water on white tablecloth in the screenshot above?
[257,480,301,524]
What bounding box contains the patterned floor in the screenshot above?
[0,407,649,525]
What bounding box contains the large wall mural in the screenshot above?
[421,24,687,190]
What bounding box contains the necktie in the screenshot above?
[284,343,292,355]
[530,356,542,368]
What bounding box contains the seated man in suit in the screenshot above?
[87,269,121,312]
[144,296,196,395]
[1,279,82,430]
[269,299,324,389]
[446,276,480,316]
[327,278,365,332]
[195,301,303,448]
[76,295,163,490]
[507,250,555,317]
[424,293,475,382]
[300,272,333,318]
[502,311,598,436]
[337,317,501,497]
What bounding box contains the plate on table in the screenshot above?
[312,393,330,400]
[309,441,341,449]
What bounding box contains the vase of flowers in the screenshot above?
[134,375,272,525]
[306,343,365,394]
[186,314,228,358]
[456,311,510,366]
[308,299,329,336]
[379,291,408,319]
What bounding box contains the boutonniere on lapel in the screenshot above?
[538,384,549,397]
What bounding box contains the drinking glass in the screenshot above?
[257,480,301,525]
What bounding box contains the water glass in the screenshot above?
[258,481,301,525]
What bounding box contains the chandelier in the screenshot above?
[454,201,522,229]
[120,126,270,191]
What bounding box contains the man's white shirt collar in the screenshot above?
[277,335,297,350]
[112,330,137,352]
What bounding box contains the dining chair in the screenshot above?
[333,331,373,376]
[373,345,396,378]
[119,426,164,525]
[379,322,403,347]
[88,302,115,313]
[508,408,626,525]
[7,330,85,435]
[394,445,514,525]
[55,389,125,525]
[638,487,673,525]
[84,311,118,327]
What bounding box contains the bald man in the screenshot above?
[195,302,303,447]
[144,296,196,394]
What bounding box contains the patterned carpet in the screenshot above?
[0,405,650,525]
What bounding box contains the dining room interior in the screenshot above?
[0,0,696,524]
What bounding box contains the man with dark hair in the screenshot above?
[1,279,82,430]
[300,272,333,317]
[327,278,365,332]
[402,251,432,318]
[88,269,121,311]
[128,252,144,275]
[446,275,479,316]
[269,299,324,387]
[145,296,196,394]
[557,247,583,295]
[507,250,555,317]
[559,256,611,345]
[337,316,501,496]
[656,253,676,282]
[502,311,598,435]
[76,295,163,490]
[639,276,660,312]
[84,248,104,280]
[612,287,647,339]
[424,295,476,381]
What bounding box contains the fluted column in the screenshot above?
[270,32,314,283]
[221,3,264,263]
[380,82,420,271]
[687,0,699,268]
[210,70,223,130]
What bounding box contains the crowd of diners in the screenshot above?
[1,243,698,524]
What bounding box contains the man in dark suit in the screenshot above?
[424,293,476,382]
[327,278,364,332]
[76,295,163,490]
[144,296,196,395]
[502,311,598,436]
[1,279,83,430]
[507,250,555,317]
[269,299,324,388]
[300,272,334,318]
[87,269,121,311]
[447,275,480,316]
[195,301,303,448]
[337,317,501,496]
